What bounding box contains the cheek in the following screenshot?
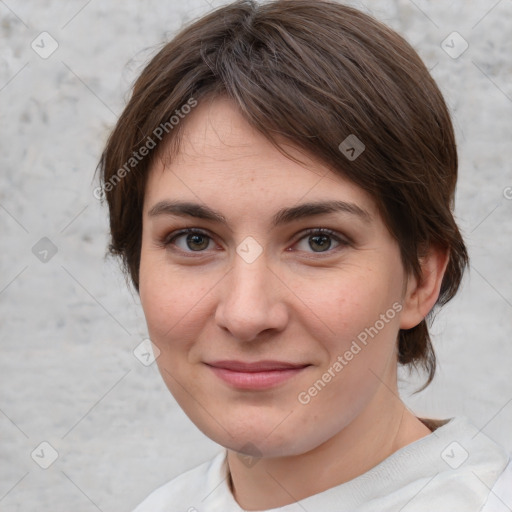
[138,251,210,344]
[292,266,403,400]
[291,265,400,338]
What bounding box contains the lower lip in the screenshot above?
[208,366,308,390]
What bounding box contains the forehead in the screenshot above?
[144,97,378,220]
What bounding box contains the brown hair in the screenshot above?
[97,0,468,389]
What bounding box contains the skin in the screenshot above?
[139,97,449,510]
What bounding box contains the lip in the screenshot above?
[205,360,310,390]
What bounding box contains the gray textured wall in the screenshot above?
[1,1,511,510]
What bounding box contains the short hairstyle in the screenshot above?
[97,0,469,389]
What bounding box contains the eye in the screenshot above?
[161,227,350,256]
[292,228,348,254]
[163,228,215,253]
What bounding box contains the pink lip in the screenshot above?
[205,360,310,390]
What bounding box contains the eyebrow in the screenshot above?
[147,199,372,227]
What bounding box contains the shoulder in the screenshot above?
[411,417,512,510]
[132,451,227,512]
[353,416,512,511]
[480,457,512,512]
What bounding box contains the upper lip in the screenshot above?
[205,360,310,372]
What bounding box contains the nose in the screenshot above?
[214,254,288,343]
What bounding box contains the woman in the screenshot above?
[97,1,512,510]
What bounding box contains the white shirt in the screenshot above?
[133,416,512,511]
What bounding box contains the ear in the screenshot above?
[399,246,450,330]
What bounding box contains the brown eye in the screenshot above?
[293,228,348,254]
[184,233,210,251]
[165,229,213,252]
[308,234,333,252]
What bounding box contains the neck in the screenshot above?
[226,394,432,510]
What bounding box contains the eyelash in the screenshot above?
[160,227,350,257]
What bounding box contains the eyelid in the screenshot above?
[292,227,351,246]
[161,227,219,254]
[160,226,351,256]
[289,227,351,257]
[162,227,212,245]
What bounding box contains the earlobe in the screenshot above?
[399,247,450,330]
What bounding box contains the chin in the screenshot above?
[199,413,326,459]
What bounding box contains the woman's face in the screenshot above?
[139,97,411,457]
